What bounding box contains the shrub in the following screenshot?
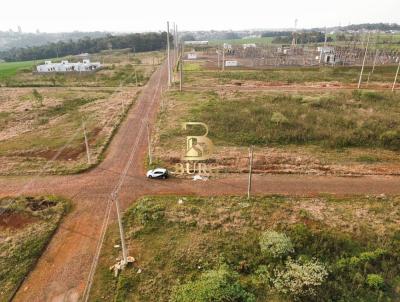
[380,130,400,150]
[272,258,328,299]
[259,230,294,259]
[271,112,288,125]
[366,274,384,290]
[171,266,255,302]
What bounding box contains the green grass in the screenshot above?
[0,196,70,301]
[90,195,400,302]
[209,37,274,46]
[0,60,37,81]
[186,65,399,84]
[162,89,400,151]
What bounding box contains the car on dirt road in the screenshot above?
[146,168,168,179]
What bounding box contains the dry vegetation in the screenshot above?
[0,50,164,175]
[0,196,70,301]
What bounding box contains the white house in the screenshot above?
[36,59,101,73]
[187,53,197,60]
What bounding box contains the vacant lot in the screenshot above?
[184,62,399,86]
[152,60,400,176]
[90,195,400,302]
[0,196,69,301]
[0,50,163,175]
[0,50,164,87]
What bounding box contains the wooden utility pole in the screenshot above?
[358,32,371,89]
[392,59,400,92]
[83,122,91,165]
[222,46,225,71]
[247,146,254,199]
[167,21,171,87]
[115,196,128,267]
[180,44,183,92]
[147,122,152,165]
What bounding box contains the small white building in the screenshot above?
[187,53,197,60]
[184,41,209,46]
[317,46,340,64]
[225,60,239,67]
[243,43,256,50]
[36,59,101,73]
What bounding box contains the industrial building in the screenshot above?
[36,59,101,73]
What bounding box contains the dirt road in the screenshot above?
[2,62,400,302]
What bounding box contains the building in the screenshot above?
[36,59,101,73]
[187,53,197,60]
[184,41,209,46]
[225,60,239,67]
[317,46,340,64]
[243,43,256,50]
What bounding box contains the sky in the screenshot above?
[1,0,399,33]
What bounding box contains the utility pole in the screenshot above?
[247,146,254,199]
[114,195,128,267]
[358,32,371,89]
[217,48,220,68]
[180,44,183,92]
[167,21,171,87]
[392,58,400,92]
[83,121,91,165]
[147,122,152,165]
[135,69,138,87]
[222,46,225,71]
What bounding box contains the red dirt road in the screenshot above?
[1,62,400,302]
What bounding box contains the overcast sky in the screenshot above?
[1,0,399,33]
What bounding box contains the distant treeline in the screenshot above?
[271,31,333,44]
[261,31,292,38]
[0,32,171,62]
[341,23,400,31]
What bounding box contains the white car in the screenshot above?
[146,168,168,179]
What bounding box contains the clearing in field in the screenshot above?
[90,195,400,302]
[152,55,400,176]
[0,196,70,301]
[0,50,164,175]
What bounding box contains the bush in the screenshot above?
[380,130,400,150]
[259,230,294,259]
[272,258,328,299]
[366,274,384,290]
[171,266,255,302]
[271,112,288,125]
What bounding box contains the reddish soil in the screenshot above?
[0,211,37,229]
[0,62,400,302]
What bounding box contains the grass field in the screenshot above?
[0,60,37,81]
[208,37,274,46]
[90,195,400,302]
[0,196,70,301]
[0,50,164,87]
[183,64,399,85]
[0,50,163,175]
[152,56,400,176]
